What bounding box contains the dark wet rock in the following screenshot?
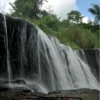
[0,86,10,92]
[0,89,99,100]
[0,80,8,86]
[48,88,99,100]
[77,49,100,81]
[12,79,26,84]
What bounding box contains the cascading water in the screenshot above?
[0,14,12,85]
[0,13,100,93]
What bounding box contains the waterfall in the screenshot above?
[0,13,100,93]
[0,14,12,85]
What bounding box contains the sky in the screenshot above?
[76,0,99,22]
[0,0,99,23]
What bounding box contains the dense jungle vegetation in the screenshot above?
[8,0,100,49]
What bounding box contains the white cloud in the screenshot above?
[82,16,95,23]
[90,18,95,22]
[42,0,77,19]
[0,0,15,13]
[82,16,89,23]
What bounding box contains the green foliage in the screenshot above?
[39,14,60,31]
[25,14,99,49]
[10,0,47,19]
[53,25,99,49]
[9,1,99,49]
[67,10,83,24]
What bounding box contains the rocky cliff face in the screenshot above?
[76,49,100,81]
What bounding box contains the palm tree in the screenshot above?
[88,4,100,24]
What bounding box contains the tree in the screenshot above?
[10,0,47,19]
[39,14,60,31]
[67,10,83,24]
[61,19,70,27]
[88,4,100,24]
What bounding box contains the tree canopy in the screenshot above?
[67,10,84,24]
[10,0,47,19]
[9,1,99,49]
